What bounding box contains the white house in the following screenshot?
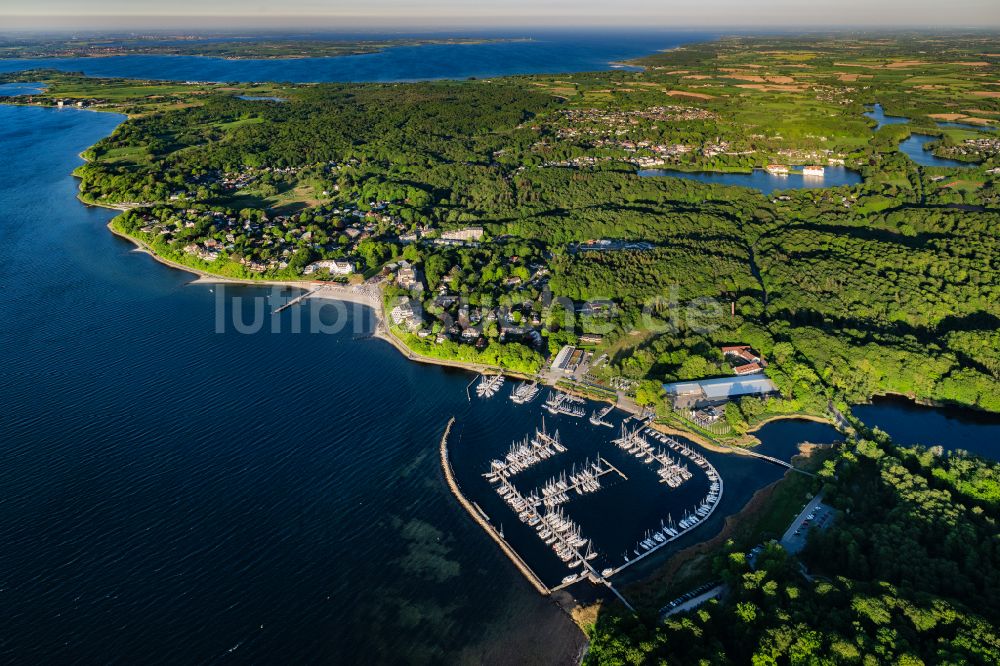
[303,259,355,276]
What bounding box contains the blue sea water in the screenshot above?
[0,31,710,83]
[0,81,46,95]
[0,103,594,663]
[0,103,849,663]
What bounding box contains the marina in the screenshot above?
[543,390,587,417]
[456,393,728,592]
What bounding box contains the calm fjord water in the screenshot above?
[0,102,839,664]
[0,36,713,663]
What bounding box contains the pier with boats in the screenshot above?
[484,420,567,481]
[543,390,587,418]
[475,373,505,399]
[509,380,541,404]
[612,425,694,487]
[480,417,723,588]
[604,426,724,577]
[536,456,625,509]
[589,403,615,427]
[457,379,727,596]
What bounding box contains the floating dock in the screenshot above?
[543,391,586,418]
[510,381,541,405]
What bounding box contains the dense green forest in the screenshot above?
[586,434,1000,664]
[4,34,999,409]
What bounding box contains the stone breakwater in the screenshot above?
[439,416,550,595]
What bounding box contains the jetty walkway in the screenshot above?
[272,286,322,314]
[727,446,816,476]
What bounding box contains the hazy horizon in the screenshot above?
[2,0,999,31]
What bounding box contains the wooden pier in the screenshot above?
[439,417,551,596]
[464,375,478,402]
[728,446,816,476]
[271,286,321,314]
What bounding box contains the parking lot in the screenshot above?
[780,494,834,554]
[659,582,725,620]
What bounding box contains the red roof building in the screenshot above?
[722,345,767,375]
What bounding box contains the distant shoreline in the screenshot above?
[0,37,533,62]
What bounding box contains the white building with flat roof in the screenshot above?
[664,376,778,409]
[552,345,575,371]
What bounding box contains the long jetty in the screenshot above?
[728,446,816,476]
[271,286,322,314]
[439,417,550,595]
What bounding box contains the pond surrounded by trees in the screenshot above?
[853,395,1000,461]
[636,165,862,194]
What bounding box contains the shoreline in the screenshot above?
[0,38,532,63]
[111,217,846,451]
[105,218,542,379]
[106,217,848,456]
[747,412,834,433]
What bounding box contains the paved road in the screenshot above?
[780,493,833,554]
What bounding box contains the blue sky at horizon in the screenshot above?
[1,0,998,30]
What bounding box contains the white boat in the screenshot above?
[476,374,505,399]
